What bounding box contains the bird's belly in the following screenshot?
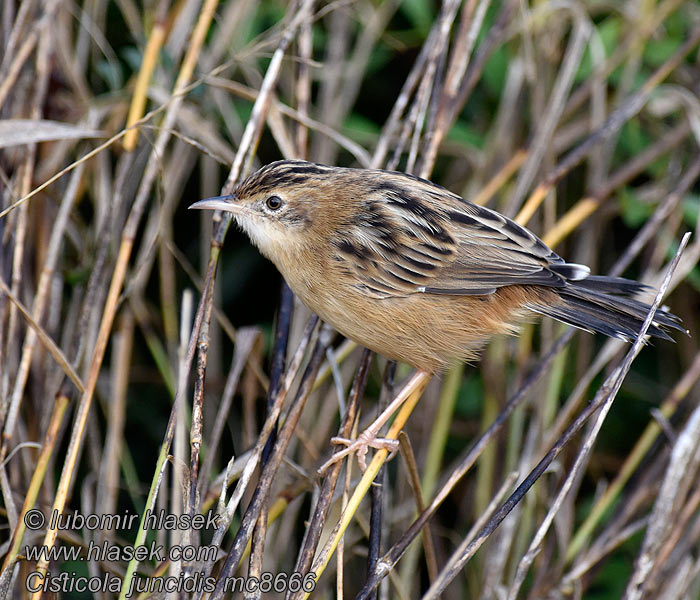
[286,276,535,372]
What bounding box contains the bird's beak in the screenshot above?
[188,194,240,212]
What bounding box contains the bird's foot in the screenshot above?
[317,370,432,476]
[318,429,399,475]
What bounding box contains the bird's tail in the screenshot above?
[526,275,686,341]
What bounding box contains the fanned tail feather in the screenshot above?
[527,275,686,342]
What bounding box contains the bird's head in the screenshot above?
[189,160,338,260]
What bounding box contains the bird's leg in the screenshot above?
[318,370,431,474]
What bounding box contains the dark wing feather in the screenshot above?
[331,172,589,299]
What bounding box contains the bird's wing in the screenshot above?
[331,175,589,299]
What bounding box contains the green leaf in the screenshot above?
[482,45,508,97]
[456,376,483,417]
[619,187,653,228]
[644,38,682,68]
[664,9,688,41]
[398,0,434,35]
[343,113,381,140]
[95,58,124,91]
[588,549,635,599]
[682,194,700,229]
[366,44,392,75]
[576,18,620,82]
[618,120,649,157]
[667,234,700,293]
[447,120,485,150]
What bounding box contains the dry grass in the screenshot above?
[1,0,700,598]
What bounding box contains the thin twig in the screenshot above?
[424,233,690,599]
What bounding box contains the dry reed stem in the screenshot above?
[304,370,431,598]
[116,3,316,593]
[165,240,269,389]
[0,1,696,597]
[123,0,170,151]
[209,324,333,600]
[399,363,463,583]
[506,4,591,215]
[2,20,52,488]
[471,149,528,207]
[567,350,700,562]
[209,316,319,540]
[534,157,700,454]
[223,0,316,192]
[543,118,692,248]
[623,310,700,597]
[422,470,520,600]
[397,432,438,584]
[418,0,484,178]
[515,27,700,227]
[121,284,211,600]
[0,278,84,394]
[0,392,69,572]
[248,283,294,599]
[358,331,574,597]
[5,154,89,430]
[30,0,224,592]
[96,310,134,533]
[424,233,690,598]
[0,1,59,110]
[288,348,372,597]
[196,328,260,499]
[562,0,687,121]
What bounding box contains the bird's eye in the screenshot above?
[265,195,283,211]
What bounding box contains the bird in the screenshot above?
[190,159,684,376]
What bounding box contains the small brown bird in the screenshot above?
[190,160,683,374]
